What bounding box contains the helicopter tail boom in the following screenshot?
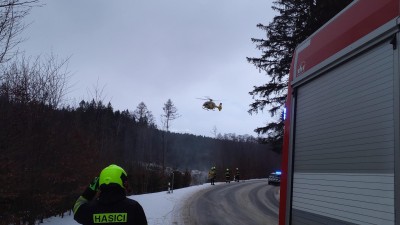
[217,103,222,111]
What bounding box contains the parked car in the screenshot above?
[268,171,281,185]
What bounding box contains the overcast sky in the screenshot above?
[19,0,277,137]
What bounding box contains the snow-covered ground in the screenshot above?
[40,183,213,225]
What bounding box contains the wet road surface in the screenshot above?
[180,179,279,225]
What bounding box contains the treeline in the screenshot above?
[0,97,280,225]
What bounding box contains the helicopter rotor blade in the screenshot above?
[196,96,220,101]
[204,96,218,101]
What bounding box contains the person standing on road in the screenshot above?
[73,164,148,225]
[225,168,231,183]
[208,167,216,185]
[234,168,240,182]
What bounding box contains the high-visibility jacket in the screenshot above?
[208,170,216,179]
[73,185,147,225]
[225,171,230,179]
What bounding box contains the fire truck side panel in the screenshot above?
[280,1,400,224]
[289,38,396,225]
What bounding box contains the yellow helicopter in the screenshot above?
[197,97,222,111]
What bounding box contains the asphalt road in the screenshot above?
[180,179,279,225]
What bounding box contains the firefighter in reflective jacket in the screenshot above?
[208,167,216,185]
[73,164,148,225]
[234,168,240,182]
[225,168,231,183]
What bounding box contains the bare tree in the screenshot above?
[211,125,218,138]
[161,99,180,171]
[161,99,180,132]
[0,53,70,108]
[0,0,40,66]
[86,77,109,107]
[0,0,42,103]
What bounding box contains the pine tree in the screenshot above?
[133,101,156,128]
[247,0,352,152]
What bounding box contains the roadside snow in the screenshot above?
[38,180,279,225]
[40,183,213,225]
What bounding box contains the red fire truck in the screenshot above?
[280,0,400,224]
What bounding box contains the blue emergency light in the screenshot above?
[283,107,287,120]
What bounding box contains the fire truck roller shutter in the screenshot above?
[291,39,395,224]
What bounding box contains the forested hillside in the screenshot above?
[0,97,280,224]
